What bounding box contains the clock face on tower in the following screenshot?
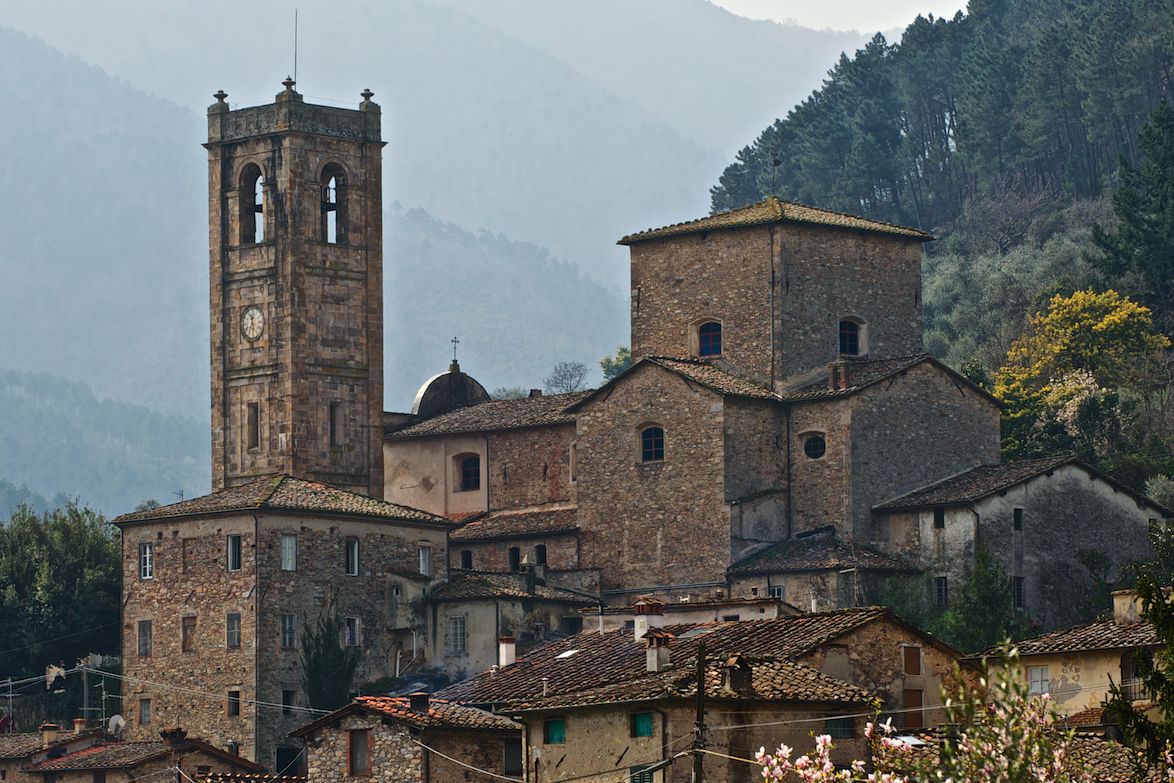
[241,306,264,341]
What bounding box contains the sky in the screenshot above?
[711,0,967,33]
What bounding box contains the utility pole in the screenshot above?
[692,642,707,783]
[4,677,12,730]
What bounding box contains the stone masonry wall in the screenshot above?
[778,226,924,380]
[451,533,580,572]
[488,426,575,510]
[575,363,730,593]
[209,93,384,498]
[723,398,788,553]
[849,362,1000,539]
[428,730,515,782]
[629,227,775,387]
[303,713,422,783]
[255,513,447,768]
[119,513,260,759]
[787,397,853,538]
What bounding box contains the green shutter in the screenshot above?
[631,712,654,738]
[544,718,566,744]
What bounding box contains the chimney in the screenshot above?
[40,723,59,749]
[521,557,536,594]
[73,718,86,736]
[827,361,850,391]
[499,636,517,668]
[644,629,672,672]
[632,597,666,641]
[408,692,430,714]
[528,389,543,398]
[722,655,753,695]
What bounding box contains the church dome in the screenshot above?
[411,360,491,419]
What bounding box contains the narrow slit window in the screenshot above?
[320,165,346,245]
[239,164,264,244]
[227,534,242,572]
[226,612,242,649]
[253,175,265,243]
[345,538,360,576]
[246,402,260,451]
[329,402,343,447]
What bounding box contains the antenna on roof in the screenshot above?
[293,8,299,85]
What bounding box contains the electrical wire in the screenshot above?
[411,738,522,782]
[0,621,120,658]
[86,669,331,717]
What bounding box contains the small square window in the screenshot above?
[544,717,566,745]
[768,585,784,600]
[1028,665,1049,696]
[824,716,855,739]
[630,711,654,738]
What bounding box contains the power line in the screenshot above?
[86,670,330,717]
[411,739,521,782]
[0,621,120,658]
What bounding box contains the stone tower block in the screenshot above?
[206,80,385,498]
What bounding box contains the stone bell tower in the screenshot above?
[206,79,385,498]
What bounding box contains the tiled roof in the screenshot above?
[451,507,578,542]
[970,618,1159,659]
[203,775,306,783]
[0,734,50,759]
[618,197,931,245]
[291,696,519,738]
[778,355,936,401]
[387,391,589,439]
[429,571,596,604]
[644,357,777,399]
[729,534,914,575]
[24,742,169,771]
[438,608,894,707]
[114,475,450,526]
[512,656,871,711]
[1062,706,1109,727]
[876,456,1169,513]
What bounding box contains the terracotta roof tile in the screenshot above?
[875,456,1078,510]
[438,608,892,708]
[114,475,450,526]
[203,775,306,783]
[291,696,519,737]
[24,742,169,771]
[512,657,871,711]
[0,734,51,759]
[645,358,777,399]
[970,618,1159,659]
[429,571,595,604]
[388,392,589,439]
[451,507,578,542]
[729,534,914,575]
[618,197,931,245]
[778,355,931,401]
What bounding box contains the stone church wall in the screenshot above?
[787,397,853,537]
[488,425,575,510]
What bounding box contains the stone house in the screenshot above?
[112,475,453,769]
[584,596,800,632]
[20,730,262,783]
[968,590,1161,721]
[289,695,521,783]
[874,457,1171,629]
[441,604,969,740]
[0,723,104,783]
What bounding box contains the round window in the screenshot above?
[803,434,827,459]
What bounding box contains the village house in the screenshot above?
[969,589,1161,723]
[0,722,104,783]
[289,695,521,783]
[583,596,800,633]
[18,726,261,783]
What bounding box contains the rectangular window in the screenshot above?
[630,711,654,738]
[901,688,923,730]
[503,739,523,776]
[138,698,151,726]
[1013,507,1024,531]
[226,534,242,572]
[281,533,297,571]
[138,542,154,580]
[247,402,260,451]
[227,690,241,717]
[934,576,949,608]
[933,507,945,529]
[348,729,370,776]
[181,615,196,653]
[226,612,241,649]
[629,766,654,783]
[508,547,521,571]
[281,613,297,649]
[445,615,467,656]
[768,584,784,600]
[543,717,566,745]
[329,402,343,447]
[181,538,194,575]
[282,690,295,716]
[460,550,473,570]
[345,538,359,576]
[137,620,152,657]
[418,544,432,576]
[535,544,547,565]
[824,717,855,739]
[345,617,360,647]
[1028,665,1049,696]
[1012,576,1026,609]
[903,645,922,675]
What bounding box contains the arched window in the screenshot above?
[239,164,265,244]
[640,426,665,463]
[839,319,862,357]
[455,454,481,492]
[698,321,722,357]
[802,433,827,460]
[320,164,347,244]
